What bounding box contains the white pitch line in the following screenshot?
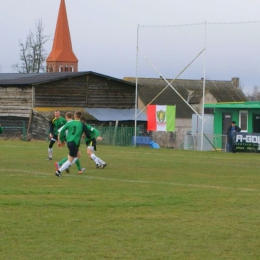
[1,169,259,192]
[0,145,41,148]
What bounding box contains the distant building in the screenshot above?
[205,101,260,135]
[124,77,248,147]
[46,0,78,73]
[0,72,145,140]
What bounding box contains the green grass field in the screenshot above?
[1,140,260,260]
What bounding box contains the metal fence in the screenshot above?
[0,121,27,140]
[45,126,139,146]
[96,126,138,146]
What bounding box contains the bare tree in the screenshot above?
[245,86,260,101]
[12,20,50,73]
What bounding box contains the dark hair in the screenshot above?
[232,121,236,124]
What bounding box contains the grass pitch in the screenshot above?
[0,140,260,259]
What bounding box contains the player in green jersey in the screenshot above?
[55,111,91,177]
[47,110,67,160]
[55,112,86,174]
[0,124,3,135]
[80,117,107,169]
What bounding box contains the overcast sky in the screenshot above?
[1,0,260,91]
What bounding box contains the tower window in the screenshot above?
[70,66,74,72]
[65,65,69,72]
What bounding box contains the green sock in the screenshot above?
[75,159,81,171]
[58,157,67,166]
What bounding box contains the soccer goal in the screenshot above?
[135,22,260,149]
[184,133,227,152]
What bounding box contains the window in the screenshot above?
[65,65,69,72]
[239,110,248,132]
[59,65,63,72]
[70,66,74,72]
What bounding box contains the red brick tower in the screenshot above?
[46,0,78,72]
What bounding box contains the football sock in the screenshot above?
[58,157,67,166]
[97,157,105,165]
[90,154,100,165]
[48,148,53,158]
[58,160,71,173]
[75,159,82,171]
[71,158,78,165]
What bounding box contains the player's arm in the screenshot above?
[94,129,102,140]
[59,124,68,146]
[87,124,101,140]
[91,127,102,141]
[49,119,55,138]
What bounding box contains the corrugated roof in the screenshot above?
[0,72,136,86]
[124,77,248,118]
[84,108,147,121]
[33,107,96,121]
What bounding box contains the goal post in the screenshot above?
[184,133,227,152]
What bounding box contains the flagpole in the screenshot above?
[134,24,139,147]
[201,21,207,151]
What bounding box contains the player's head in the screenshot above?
[80,117,86,123]
[54,110,60,118]
[65,112,73,121]
[231,121,236,126]
[74,111,82,120]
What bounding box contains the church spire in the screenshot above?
[46,0,78,72]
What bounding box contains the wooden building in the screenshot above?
[0,72,141,140]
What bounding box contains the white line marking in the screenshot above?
[1,169,258,192]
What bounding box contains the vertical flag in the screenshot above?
[147,105,176,132]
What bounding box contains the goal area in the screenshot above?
[183,134,227,152]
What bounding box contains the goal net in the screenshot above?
[137,22,260,93]
[184,133,227,152]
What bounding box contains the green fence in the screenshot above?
[46,126,139,146]
[96,126,138,147]
[1,121,26,141]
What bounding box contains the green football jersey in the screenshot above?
[0,126,2,135]
[50,117,67,136]
[60,120,90,146]
[84,124,100,142]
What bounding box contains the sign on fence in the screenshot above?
[233,132,260,152]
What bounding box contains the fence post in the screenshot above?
[113,120,118,146]
[22,121,26,141]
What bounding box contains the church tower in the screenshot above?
[46,0,78,73]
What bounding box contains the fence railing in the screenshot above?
[1,121,27,141]
[96,126,139,146]
[46,126,140,147]
[183,133,227,152]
